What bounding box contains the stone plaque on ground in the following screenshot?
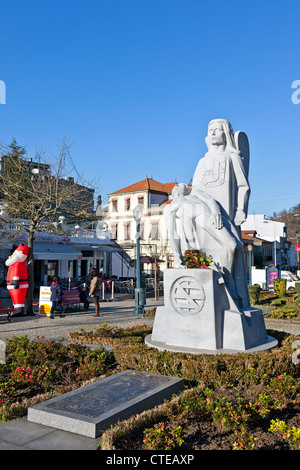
[27,370,184,438]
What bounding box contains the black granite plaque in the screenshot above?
[27,370,184,438]
[47,371,173,417]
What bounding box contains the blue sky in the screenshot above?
[0,0,300,217]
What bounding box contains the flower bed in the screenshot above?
[1,325,300,450]
[69,325,300,450]
[101,372,300,450]
[252,290,300,320]
[0,335,114,421]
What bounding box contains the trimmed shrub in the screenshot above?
[248,285,261,304]
[273,278,287,296]
[295,282,300,293]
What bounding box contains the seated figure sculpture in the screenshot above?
[164,119,251,309]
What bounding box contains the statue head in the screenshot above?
[172,183,190,199]
[205,119,237,153]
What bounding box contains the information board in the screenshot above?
[39,286,52,316]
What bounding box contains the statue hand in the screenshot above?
[170,202,180,214]
[234,209,246,226]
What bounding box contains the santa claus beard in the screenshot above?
[5,252,27,266]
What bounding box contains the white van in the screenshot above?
[251,267,300,290]
[279,271,300,289]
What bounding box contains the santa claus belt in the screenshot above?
[7,279,29,283]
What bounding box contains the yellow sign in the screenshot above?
[39,286,52,316]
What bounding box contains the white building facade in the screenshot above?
[106,178,293,274]
[106,177,177,278]
[242,214,291,268]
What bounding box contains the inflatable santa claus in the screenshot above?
[5,244,30,317]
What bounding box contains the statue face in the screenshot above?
[207,122,226,147]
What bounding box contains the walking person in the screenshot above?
[79,284,89,310]
[49,275,65,318]
[89,268,102,317]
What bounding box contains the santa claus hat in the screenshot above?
[16,244,30,256]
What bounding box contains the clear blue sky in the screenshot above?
[1,0,300,217]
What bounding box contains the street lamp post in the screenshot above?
[133,205,145,316]
[289,235,300,271]
[247,244,253,285]
[263,219,277,266]
[296,233,300,272]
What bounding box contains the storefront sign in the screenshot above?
[39,286,52,316]
[295,245,300,252]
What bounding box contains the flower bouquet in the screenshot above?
[183,250,212,269]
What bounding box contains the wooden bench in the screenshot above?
[61,289,81,310]
[0,299,14,321]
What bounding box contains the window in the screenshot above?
[112,199,118,212]
[124,222,131,240]
[150,221,159,240]
[137,196,144,208]
[111,223,118,240]
[125,198,131,211]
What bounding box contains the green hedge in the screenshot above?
[68,327,299,386]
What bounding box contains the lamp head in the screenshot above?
[133,204,143,222]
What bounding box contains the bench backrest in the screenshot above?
[62,290,79,298]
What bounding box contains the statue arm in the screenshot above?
[231,153,250,225]
[191,189,223,229]
[168,200,182,214]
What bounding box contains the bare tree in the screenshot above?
[0,138,100,314]
[271,205,300,244]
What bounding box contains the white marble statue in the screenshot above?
[164,119,251,308]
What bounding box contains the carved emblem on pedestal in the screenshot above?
[170,276,206,315]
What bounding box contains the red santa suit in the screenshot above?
[5,244,29,317]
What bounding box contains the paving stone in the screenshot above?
[25,429,102,450]
[0,417,53,445]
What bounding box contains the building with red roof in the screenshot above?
[105,178,292,279]
[106,176,179,277]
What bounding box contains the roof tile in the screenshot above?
[110,177,177,195]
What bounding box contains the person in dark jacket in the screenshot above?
[49,275,64,318]
[89,268,102,317]
[79,284,89,310]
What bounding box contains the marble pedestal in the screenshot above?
[145,268,277,354]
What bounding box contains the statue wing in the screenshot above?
[234,131,250,178]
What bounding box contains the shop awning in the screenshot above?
[33,243,82,261]
[70,243,124,253]
[98,245,124,253]
[0,242,13,249]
